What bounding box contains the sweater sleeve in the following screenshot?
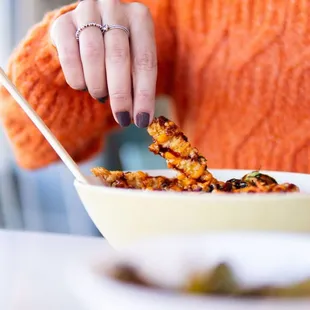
[0,1,176,170]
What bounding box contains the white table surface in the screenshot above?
[0,230,111,310]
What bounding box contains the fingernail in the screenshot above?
[97,96,109,104]
[136,112,150,128]
[116,111,131,127]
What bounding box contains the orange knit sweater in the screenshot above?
[0,0,309,173]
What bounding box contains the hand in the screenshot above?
[50,0,157,128]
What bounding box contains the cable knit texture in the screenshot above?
[0,0,309,172]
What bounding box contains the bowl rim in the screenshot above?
[74,169,310,201]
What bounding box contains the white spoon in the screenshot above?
[0,67,88,184]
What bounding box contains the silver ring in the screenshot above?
[102,24,130,37]
[75,23,105,41]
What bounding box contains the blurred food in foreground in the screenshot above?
[109,262,310,298]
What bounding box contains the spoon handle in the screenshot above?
[0,67,88,184]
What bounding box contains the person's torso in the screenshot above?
[171,0,310,173]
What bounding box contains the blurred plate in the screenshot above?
[67,232,310,310]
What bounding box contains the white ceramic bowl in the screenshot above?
[67,232,310,310]
[74,169,310,249]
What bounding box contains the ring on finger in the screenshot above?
[102,24,130,37]
[75,22,105,41]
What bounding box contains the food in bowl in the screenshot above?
[74,169,310,248]
[91,116,299,193]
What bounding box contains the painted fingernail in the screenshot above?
[97,96,109,104]
[136,112,150,128]
[116,111,131,127]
